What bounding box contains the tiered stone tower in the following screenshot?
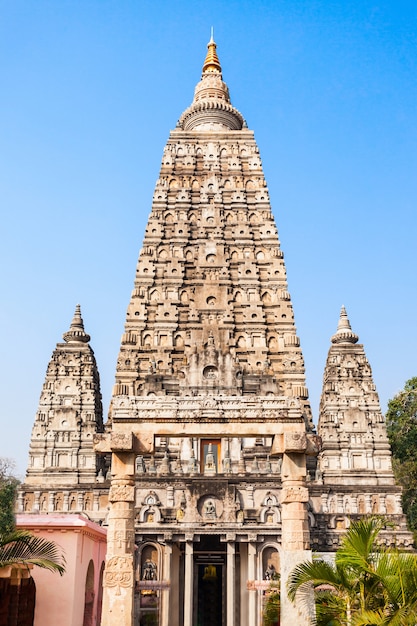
[19,37,412,626]
[97,36,317,626]
[309,306,410,551]
[20,305,108,518]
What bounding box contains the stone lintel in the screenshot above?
[99,422,312,455]
[94,431,152,454]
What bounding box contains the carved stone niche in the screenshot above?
[197,495,224,520]
[260,490,281,524]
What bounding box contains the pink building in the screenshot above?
[15,514,106,626]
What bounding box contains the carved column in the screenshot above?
[161,543,172,626]
[279,432,315,625]
[183,541,194,626]
[247,542,257,626]
[227,541,235,626]
[101,433,136,626]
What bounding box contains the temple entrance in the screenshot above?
[193,536,226,626]
[0,577,36,626]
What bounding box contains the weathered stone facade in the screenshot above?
[19,38,411,626]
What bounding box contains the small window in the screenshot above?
[200,439,221,473]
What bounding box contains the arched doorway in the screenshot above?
[82,560,95,626]
[96,562,104,626]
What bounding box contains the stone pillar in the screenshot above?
[280,439,315,625]
[247,542,257,626]
[17,491,24,513]
[183,541,194,626]
[227,541,235,626]
[101,441,135,626]
[161,543,172,626]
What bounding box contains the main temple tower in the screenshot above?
[98,37,317,626]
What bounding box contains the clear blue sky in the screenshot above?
[1,0,416,476]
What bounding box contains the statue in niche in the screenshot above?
[176,508,184,522]
[142,559,157,581]
[264,564,279,581]
[203,564,217,581]
[204,499,216,518]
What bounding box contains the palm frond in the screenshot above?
[336,518,384,574]
[0,529,66,575]
[287,559,344,601]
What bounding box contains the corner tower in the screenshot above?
[19,306,107,519]
[318,306,394,485]
[99,38,317,626]
[311,307,410,551]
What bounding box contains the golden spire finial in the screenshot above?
[202,29,221,74]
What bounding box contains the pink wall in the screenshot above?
[16,514,107,626]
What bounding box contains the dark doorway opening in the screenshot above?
[194,535,225,626]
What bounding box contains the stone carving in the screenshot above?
[284,432,307,452]
[110,432,133,451]
[103,556,134,593]
[204,499,216,519]
[281,486,309,504]
[109,484,135,502]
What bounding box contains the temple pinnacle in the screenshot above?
[179,36,244,130]
[63,304,91,344]
[202,31,222,74]
[331,305,359,344]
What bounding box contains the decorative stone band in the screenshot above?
[179,99,244,131]
[109,484,135,503]
[103,555,134,591]
[282,530,311,548]
[247,580,272,591]
[280,486,309,504]
[111,395,302,421]
[137,581,170,590]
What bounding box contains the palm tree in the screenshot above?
[287,517,417,626]
[0,528,65,575]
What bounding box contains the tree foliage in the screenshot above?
[0,458,19,535]
[287,517,417,625]
[0,457,65,576]
[386,377,417,533]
